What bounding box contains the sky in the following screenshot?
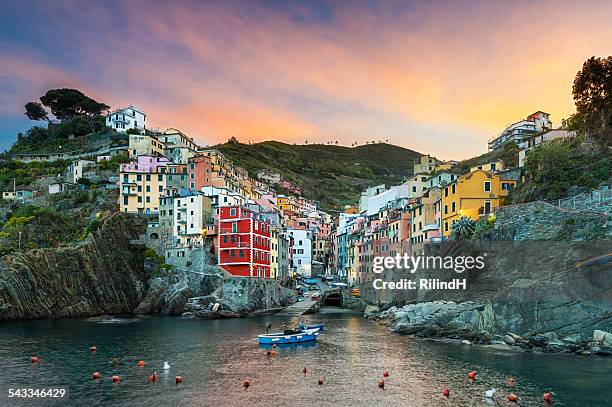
[1,0,611,160]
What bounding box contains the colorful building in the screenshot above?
[119,155,171,214]
[441,170,516,237]
[217,206,272,278]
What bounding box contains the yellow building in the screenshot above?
[277,195,298,214]
[470,160,504,173]
[413,154,439,174]
[441,170,516,237]
[347,237,359,285]
[128,134,165,157]
[270,227,279,279]
[119,157,170,215]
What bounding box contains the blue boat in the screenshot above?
[298,323,325,332]
[258,329,319,345]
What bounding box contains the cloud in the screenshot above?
[1,0,612,159]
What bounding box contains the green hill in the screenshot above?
[216,141,422,211]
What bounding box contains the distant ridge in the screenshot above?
[216,140,422,210]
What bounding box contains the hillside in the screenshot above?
[216,141,422,210]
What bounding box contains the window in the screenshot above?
[412,186,417,193]
[230,250,235,258]
[146,186,150,192]
[484,201,492,214]
[223,236,228,243]
[451,184,456,194]
[444,222,448,232]
[444,205,448,215]
[444,187,448,197]
[484,181,491,192]
[451,202,456,212]
[146,174,151,181]
[230,208,236,216]
[502,182,511,190]
[232,222,237,233]
[137,174,142,181]
[239,250,244,257]
[146,197,150,203]
[490,163,496,171]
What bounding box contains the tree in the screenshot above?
[572,56,612,137]
[39,88,109,121]
[24,101,49,121]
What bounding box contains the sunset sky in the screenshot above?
[1,0,611,159]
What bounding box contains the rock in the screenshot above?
[505,335,516,345]
[506,332,523,342]
[593,330,612,348]
[162,286,194,316]
[461,340,471,345]
[0,214,148,321]
[364,305,380,318]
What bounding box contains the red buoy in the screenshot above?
[112,375,121,383]
[508,376,515,385]
[30,356,40,363]
[175,376,183,384]
[378,379,385,389]
[90,346,97,352]
[137,360,145,367]
[92,372,101,380]
[383,370,390,377]
[442,388,450,397]
[243,379,251,389]
[270,350,276,356]
[468,370,476,379]
[148,372,158,382]
[318,378,324,385]
[508,393,518,402]
[543,392,552,402]
[302,367,307,374]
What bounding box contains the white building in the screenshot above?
[518,129,576,167]
[363,184,410,215]
[68,159,95,183]
[107,105,146,133]
[426,172,456,188]
[49,182,78,194]
[488,111,552,151]
[173,191,212,247]
[359,184,386,213]
[288,229,312,277]
[200,186,246,208]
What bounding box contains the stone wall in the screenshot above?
[485,201,608,240]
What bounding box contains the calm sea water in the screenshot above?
[1,309,611,406]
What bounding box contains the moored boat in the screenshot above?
[258,329,319,345]
[298,323,325,332]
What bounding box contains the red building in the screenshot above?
[187,155,213,190]
[218,206,272,278]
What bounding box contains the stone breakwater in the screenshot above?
[366,301,612,356]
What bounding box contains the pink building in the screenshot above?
[121,155,171,173]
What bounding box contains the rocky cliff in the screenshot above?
[0,214,147,320]
[363,202,612,353]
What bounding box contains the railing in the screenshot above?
[549,183,612,211]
